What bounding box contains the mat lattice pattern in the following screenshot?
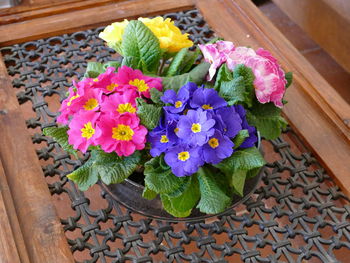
[1,9,350,263]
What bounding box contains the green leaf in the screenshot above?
[160,194,192,217]
[108,41,123,55]
[84,62,105,78]
[162,62,210,92]
[162,74,191,92]
[150,88,164,105]
[219,76,251,106]
[160,176,200,217]
[246,101,288,140]
[217,64,255,107]
[122,56,140,69]
[216,147,266,175]
[214,63,233,90]
[166,48,199,76]
[196,167,231,214]
[166,175,193,198]
[68,149,141,189]
[166,48,188,76]
[103,61,121,70]
[285,72,293,88]
[96,151,141,185]
[233,129,249,149]
[233,64,255,90]
[136,98,162,130]
[43,126,78,157]
[215,147,265,196]
[181,49,200,74]
[67,156,98,191]
[121,20,161,73]
[247,167,261,179]
[230,170,246,196]
[142,186,158,200]
[144,156,188,194]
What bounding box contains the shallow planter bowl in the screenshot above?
[100,168,263,222]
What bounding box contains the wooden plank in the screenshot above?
[272,0,350,73]
[196,0,350,196]
[0,0,124,25]
[0,53,75,263]
[0,0,195,46]
[0,0,81,15]
[0,158,30,263]
[0,159,23,263]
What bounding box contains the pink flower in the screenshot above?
[69,81,104,113]
[95,113,147,156]
[116,65,162,98]
[57,86,80,125]
[100,89,138,116]
[68,111,101,153]
[92,67,121,94]
[199,41,235,81]
[227,47,286,108]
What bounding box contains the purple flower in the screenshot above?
[201,130,234,164]
[215,106,242,138]
[161,85,190,113]
[177,109,215,146]
[148,115,178,157]
[164,144,204,177]
[180,82,197,97]
[190,87,227,111]
[234,105,257,148]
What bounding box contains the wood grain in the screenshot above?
[0,158,30,263]
[0,0,124,25]
[0,0,81,15]
[196,0,350,196]
[0,53,75,263]
[0,0,195,46]
[272,0,350,73]
[0,159,23,263]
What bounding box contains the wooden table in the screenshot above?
[0,1,349,262]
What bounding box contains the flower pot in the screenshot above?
[100,168,263,222]
[100,134,263,222]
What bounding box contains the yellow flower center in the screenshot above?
[81,122,95,139]
[106,83,118,91]
[208,138,219,149]
[67,94,79,106]
[93,78,99,82]
[191,123,201,133]
[129,79,150,92]
[174,127,179,133]
[117,103,136,114]
[178,151,190,161]
[202,104,213,110]
[83,98,99,110]
[160,135,169,143]
[112,124,134,141]
[175,101,183,108]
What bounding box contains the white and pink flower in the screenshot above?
[199,40,235,81]
[227,47,287,108]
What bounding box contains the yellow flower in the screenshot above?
[139,17,193,52]
[99,17,193,53]
[98,19,129,46]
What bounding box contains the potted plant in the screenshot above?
[44,17,292,218]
